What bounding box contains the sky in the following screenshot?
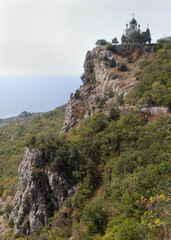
[0,0,170,76]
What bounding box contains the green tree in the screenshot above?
[95,39,107,46]
[82,201,107,235]
[112,37,119,44]
[129,31,142,44]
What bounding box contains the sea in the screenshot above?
[0,76,81,119]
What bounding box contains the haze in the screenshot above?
[0,0,170,76]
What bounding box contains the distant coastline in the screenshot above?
[0,76,81,119]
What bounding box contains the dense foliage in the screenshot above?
[29,42,170,240]
[126,41,171,109]
[29,109,171,240]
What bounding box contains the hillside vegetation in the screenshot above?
[0,105,66,195]
[2,41,171,240]
[126,41,171,108]
[27,111,170,240]
[24,42,171,240]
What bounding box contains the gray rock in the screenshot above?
[61,46,138,133]
[12,148,73,236]
[140,106,168,115]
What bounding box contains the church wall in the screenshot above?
[126,28,137,38]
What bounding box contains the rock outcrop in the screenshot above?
[62,46,141,132]
[12,148,75,236]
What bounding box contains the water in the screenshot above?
[0,76,81,119]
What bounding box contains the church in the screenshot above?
[121,14,151,44]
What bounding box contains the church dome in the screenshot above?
[130,18,137,25]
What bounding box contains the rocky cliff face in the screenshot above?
[62,46,141,132]
[12,148,75,236]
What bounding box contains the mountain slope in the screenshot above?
[2,41,171,240]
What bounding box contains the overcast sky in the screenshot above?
[0,0,170,76]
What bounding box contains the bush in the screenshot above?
[74,89,81,99]
[81,201,107,235]
[51,146,69,172]
[118,63,127,71]
[109,108,120,121]
[4,204,13,218]
[28,136,36,146]
[71,174,95,209]
[95,39,107,46]
[115,218,142,240]
[116,95,124,105]
[89,113,108,133]
[108,89,113,98]
[138,58,149,69]
[109,59,116,68]
[80,74,84,81]
[95,97,107,109]
[105,43,116,52]
[8,218,14,228]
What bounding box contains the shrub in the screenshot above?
[151,82,169,105]
[95,39,107,46]
[115,218,142,240]
[109,58,116,68]
[118,63,127,71]
[51,147,69,172]
[116,95,124,105]
[89,113,108,133]
[81,201,107,235]
[105,43,116,52]
[108,89,113,98]
[74,89,81,99]
[8,218,14,228]
[138,58,149,69]
[95,97,107,109]
[71,174,95,209]
[80,74,84,81]
[4,204,13,218]
[109,108,120,121]
[28,136,36,146]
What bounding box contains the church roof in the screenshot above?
[130,17,137,25]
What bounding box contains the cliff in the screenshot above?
[62,46,142,132]
[12,148,76,236]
